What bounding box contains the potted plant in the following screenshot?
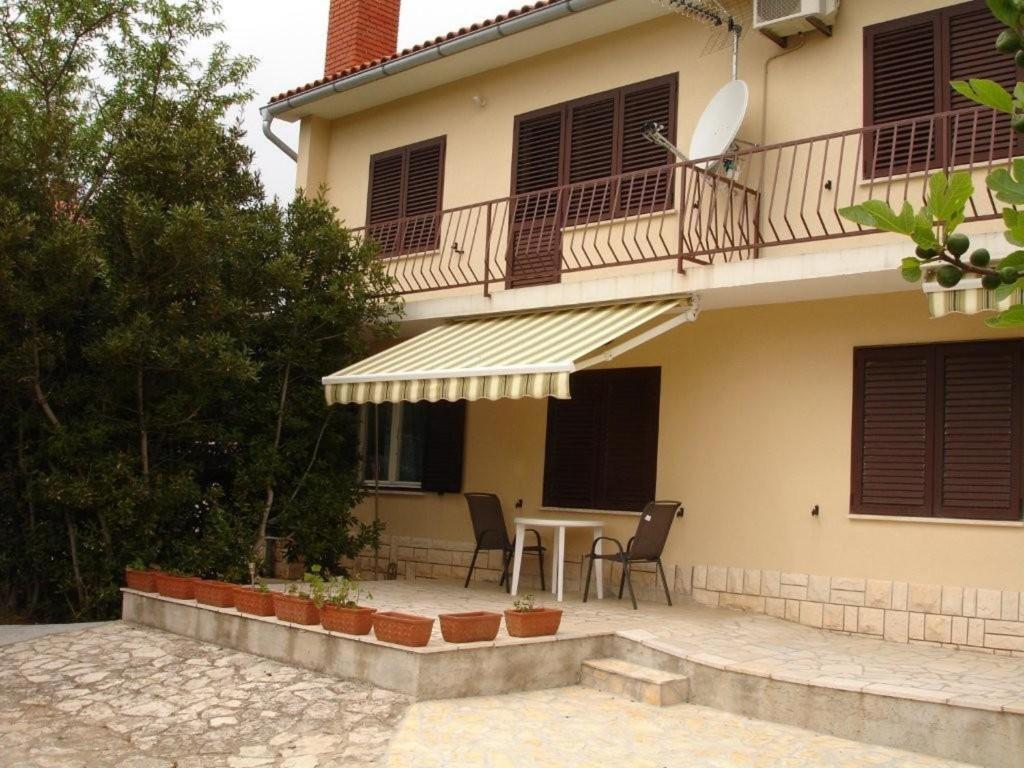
[438,610,502,643]
[154,568,198,600]
[371,611,435,647]
[270,566,322,625]
[124,558,158,593]
[319,575,376,635]
[504,594,561,638]
[194,578,237,608]
[234,580,275,616]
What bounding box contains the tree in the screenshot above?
[840,0,1024,328]
[0,0,399,622]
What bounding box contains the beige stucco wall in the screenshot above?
[356,290,1024,593]
[295,0,972,218]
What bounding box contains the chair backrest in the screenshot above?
[463,493,512,550]
[628,500,681,559]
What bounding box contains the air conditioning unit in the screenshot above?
[754,0,839,38]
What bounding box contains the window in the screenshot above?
[360,400,465,493]
[863,1,1019,175]
[851,341,1023,521]
[542,367,661,512]
[366,136,445,257]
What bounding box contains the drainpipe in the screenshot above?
[262,108,297,162]
[261,0,620,161]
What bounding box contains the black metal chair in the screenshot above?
[463,492,545,592]
[583,500,681,609]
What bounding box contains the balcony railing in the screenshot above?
[351,106,1017,296]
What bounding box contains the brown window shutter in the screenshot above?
[597,368,660,512]
[543,367,660,512]
[934,342,1022,520]
[864,12,942,176]
[619,78,676,213]
[542,373,603,509]
[367,152,404,256]
[510,109,564,287]
[946,1,1019,165]
[566,96,616,223]
[420,400,466,493]
[851,346,935,516]
[402,140,444,253]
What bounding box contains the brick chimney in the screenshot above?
[324,0,401,76]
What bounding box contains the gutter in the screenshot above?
[261,0,620,161]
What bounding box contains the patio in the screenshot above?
[122,577,1024,767]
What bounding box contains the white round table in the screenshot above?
[511,516,604,602]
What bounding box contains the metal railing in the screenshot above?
[350,106,1016,295]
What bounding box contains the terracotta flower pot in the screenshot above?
[371,611,435,647]
[154,573,197,600]
[504,607,562,638]
[124,568,157,593]
[438,611,502,643]
[233,586,276,616]
[321,604,376,635]
[272,592,320,625]
[194,580,237,608]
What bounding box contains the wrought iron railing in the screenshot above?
[349,106,1016,296]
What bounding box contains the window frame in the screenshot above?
[850,340,1024,522]
[510,73,679,223]
[359,403,424,490]
[365,135,446,258]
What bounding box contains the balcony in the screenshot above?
[353,107,1018,297]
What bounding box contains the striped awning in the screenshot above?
[925,278,1024,318]
[323,299,694,405]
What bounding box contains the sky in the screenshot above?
[212,0,518,203]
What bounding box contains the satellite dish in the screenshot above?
[688,79,749,168]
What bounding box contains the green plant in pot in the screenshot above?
[504,593,562,638]
[271,566,321,625]
[319,575,376,636]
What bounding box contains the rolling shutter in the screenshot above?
[947,2,1019,165]
[935,342,1022,520]
[852,347,935,516]
[864,13,941,175]
[543,367,661,512]
[619,79,676,213]
[420,400,466,493]
[366,137,445,257]
[510,109,564,287]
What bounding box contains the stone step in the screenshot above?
[580,657,689,706]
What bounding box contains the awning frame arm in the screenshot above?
[574,298,700,371]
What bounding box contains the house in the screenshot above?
[263,0,1024,652]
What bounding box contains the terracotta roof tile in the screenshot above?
[269,1,561,105]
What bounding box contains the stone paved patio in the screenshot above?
[0,623,409,767]
[387,686,972,767]
[0,622,981,767]
[364,579,1024,712]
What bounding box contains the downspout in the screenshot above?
[261,0,619,160]
[262,108,297,162]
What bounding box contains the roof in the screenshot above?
[270,1,565,105]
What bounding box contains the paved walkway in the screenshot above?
[365,580,1024,713]
[0,622,110,647]
[386,686,971,767]
[0,623,409,767]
